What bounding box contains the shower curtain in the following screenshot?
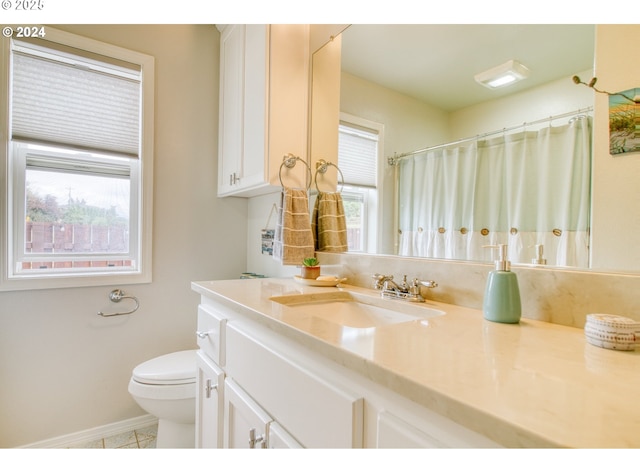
[397,116,591,268]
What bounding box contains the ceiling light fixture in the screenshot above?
[474,60,530,89]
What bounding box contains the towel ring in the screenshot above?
[278,153,312,190]
[314,159,344,193]
[98,289,139,317]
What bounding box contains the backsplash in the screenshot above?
[317,252,640,328]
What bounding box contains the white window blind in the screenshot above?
[11,40,141,156]
[338,123,378,187]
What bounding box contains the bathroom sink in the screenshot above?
[270,291,444,328]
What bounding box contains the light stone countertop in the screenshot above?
[192,277,640,448]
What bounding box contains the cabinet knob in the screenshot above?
[229,172,240,185]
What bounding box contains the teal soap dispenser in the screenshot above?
[483,244,521,324]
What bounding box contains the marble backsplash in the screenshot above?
[317,252,640,329]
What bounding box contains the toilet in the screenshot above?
[128,350,197,448]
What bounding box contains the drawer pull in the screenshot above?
[196,330,212,339]
[205,379,217,398]
[248,428,265,448]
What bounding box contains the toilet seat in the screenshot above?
[132,350,197,386]
[128,377,196,400]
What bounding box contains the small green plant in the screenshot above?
[302,257,319,267]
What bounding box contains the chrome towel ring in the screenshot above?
[98,289,139,317]
[315,159,344,193]
[278,153,312,190]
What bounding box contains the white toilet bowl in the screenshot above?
[128,350,197,448]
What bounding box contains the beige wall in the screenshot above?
[590,24,640,271]
[0,25,248,447]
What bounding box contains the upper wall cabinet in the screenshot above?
[217,24,309,197]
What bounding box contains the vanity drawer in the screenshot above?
[196,304,227,366]
[225,322,364,447]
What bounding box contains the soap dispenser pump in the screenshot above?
[483,244,521,324]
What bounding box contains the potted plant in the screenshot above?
[301,257,321,279]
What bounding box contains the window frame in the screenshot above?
[338,113,384,254]
[0,26,154,291]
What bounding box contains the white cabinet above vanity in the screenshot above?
[216,25,309,197]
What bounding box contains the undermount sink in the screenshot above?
[270,290,445,328]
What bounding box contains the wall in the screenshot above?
[246,193,299,278]
[590,25,640,271]
[449,68,594,138]
[0,25,248,447]
[340,72,450,255]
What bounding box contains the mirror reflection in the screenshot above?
[329,24,596,268]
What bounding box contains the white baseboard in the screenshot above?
[23,414,158,448]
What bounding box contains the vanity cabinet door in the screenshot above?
[217,24,246,197]
[196,351,225,449]
[226,322,364,447]
[224,378,272,448]
[218,24,268,197]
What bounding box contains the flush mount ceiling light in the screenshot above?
[474,59,530,89]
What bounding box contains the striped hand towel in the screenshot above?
[312,191,348,252]
[273,187,315,265]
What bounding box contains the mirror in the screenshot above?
[310,24,612,270]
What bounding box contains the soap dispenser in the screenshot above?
[483,244,521,324]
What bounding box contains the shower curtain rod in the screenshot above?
[387,106,593,166]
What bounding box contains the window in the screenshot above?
[0,27,154,290]
[338,114,382,253]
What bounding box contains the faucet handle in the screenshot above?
[372,273,391,290]
[413,279,438,288]
[407,278,438,298]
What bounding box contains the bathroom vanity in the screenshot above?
[191,278,640,448]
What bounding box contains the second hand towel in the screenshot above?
[312,191,348,252]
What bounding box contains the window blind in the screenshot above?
[11,41,142,157]
[338,123,378,188]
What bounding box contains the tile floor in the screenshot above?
[70,423,157,448]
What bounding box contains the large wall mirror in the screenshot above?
[308,24,640,273]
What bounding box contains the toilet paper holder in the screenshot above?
[98,289,140,317]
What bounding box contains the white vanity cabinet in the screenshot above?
[216,24,309,197]
[194,285,499,448]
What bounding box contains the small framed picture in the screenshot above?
[261,229,275,255]
[609,87,640,154]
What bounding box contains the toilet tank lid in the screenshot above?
[132,350,197,385]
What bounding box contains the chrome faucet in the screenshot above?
[372,274,437,301]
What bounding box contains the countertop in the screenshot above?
[192,278,640,448]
